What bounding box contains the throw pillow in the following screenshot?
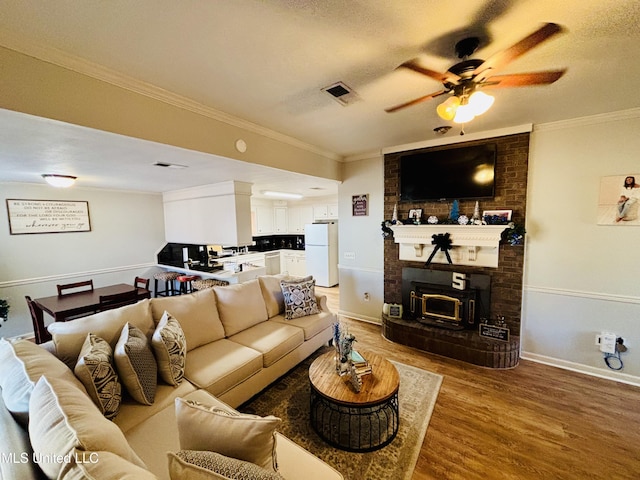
[280,278,319,320]
[175,397,281,472]
[28,376,146,479]
[74,333,122,420]
[114,323,157,405]
[152,311,186,386]
[0,338,86,426]
[168,450,285,480]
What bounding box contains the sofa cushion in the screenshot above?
[48,299,154,368]
[175,397,281,472]
[74,333,122,420]
[59,448,157,480]
[269,309,336,341]
[258,274,312,318]
[114,323,157,405]
[213,279,269,336]
[280,278,319,319]
[28,376,146,479]
[184,339,262,397]
[0,338,86,426]
[229,322,304,367]
[152,311,187,386]
[115,380,196,434]
[168,450,285,480]
[150,289,225,351]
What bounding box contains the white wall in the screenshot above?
[522,110,640,385]
[0,183,165,338]
[337,156,384,323]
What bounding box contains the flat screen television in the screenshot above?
[399,143,496,201]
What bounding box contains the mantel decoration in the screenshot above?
[425,233,453,266]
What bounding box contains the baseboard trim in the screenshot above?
[0,263,157,288]
[521,351,640,387]
[338,310,382,325]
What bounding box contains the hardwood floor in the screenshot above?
[315,286,640,480]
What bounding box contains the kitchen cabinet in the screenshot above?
[265,251,281,275]
[313,203,338,221]
[274,207,288,233]
[281,250,306,277]
[253,205,274,235]
[287,205,314,233]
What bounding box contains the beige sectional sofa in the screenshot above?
[0,275,343,480]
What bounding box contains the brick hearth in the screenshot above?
[383,133,529,368]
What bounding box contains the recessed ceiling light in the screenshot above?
[41,174,77,188]
[262,191,303,199]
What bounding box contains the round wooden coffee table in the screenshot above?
[308,350,400,452]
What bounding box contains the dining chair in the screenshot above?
[57,279,94,296]
[134,276,150,290]
[25,296,52,344]
[98,290,139,311]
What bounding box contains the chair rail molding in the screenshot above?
[390,224,508,268]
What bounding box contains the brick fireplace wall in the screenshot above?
[383,133,529,335]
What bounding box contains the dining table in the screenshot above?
[31,283,151,343]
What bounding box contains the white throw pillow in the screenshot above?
[167,450,285,480]
[114,323,157,405]
[74,333,122,420]
[28,376,146,479]
[59,448,157,479]
[0,338,86,426]
[175,397,281,472]
[152,311,187,386]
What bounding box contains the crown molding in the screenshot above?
[0,30,342,162]
[533,107,640,132]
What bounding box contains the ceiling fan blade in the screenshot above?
[481,70,566,88]
[385,90,448,113]
[473,23,565,82]
[399,60,461,85]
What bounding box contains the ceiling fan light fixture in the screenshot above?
[436,96,461,121]
[42,174,77,188]
[468,91,494,116]
[453,103,476,124]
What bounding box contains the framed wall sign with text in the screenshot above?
[6,199,91,235]
[352,194,369,216]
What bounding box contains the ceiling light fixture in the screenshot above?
[436,87,494,124]
[262,191,303,200]
[42,174,77,188]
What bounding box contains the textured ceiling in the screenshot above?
[1,0,639,193]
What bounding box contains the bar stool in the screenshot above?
[154,271,180,297]
[192,278,230,291]
[176,275,201,295]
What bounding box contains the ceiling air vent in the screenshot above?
[153,162,187,169]
[321,81,360,106]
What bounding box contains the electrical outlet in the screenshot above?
[363,292,370,302]
[597,332,617,354]
[344,252,356,260]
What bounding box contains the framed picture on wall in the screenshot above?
[597,174,640,226]
[6,199,91,234]
[482,209,512,223]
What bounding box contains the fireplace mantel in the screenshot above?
[390,224,509,268]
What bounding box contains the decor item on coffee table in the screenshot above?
[240,346,441,480]
[308,350,400,452]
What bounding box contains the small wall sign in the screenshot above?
[352,194,369,216]
[479,323,510,342]
[6,199,91,235]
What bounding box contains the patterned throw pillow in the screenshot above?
[152,311,186,386]
[74,333,122,420]
[280,278,319,320]
[168,450,285,480]
[114,323,157,405]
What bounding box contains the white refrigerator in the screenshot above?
[304,222,339,287]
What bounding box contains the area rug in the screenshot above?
[239,347,443,480]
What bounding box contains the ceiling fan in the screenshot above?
[386,23,567,124]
